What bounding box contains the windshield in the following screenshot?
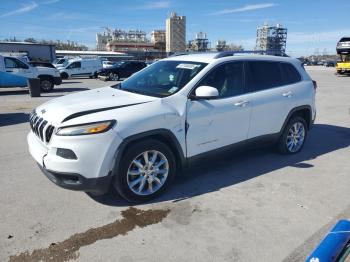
[111,60,207,97]
[62,60,69,67]
[53,59,66,64]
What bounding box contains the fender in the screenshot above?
[37,74,54,79]
[279,105,313,134]
[112,128,187,176]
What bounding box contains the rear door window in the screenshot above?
[279,63,301,85]
[245,61,283,92]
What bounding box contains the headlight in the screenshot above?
[56,120,116,136]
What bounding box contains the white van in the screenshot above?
[53,57,70,68]
[58,58,102,79]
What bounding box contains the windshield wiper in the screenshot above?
[111,84,163,97]
[122,89,155,96]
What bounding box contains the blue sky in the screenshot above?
[1,0,350,57]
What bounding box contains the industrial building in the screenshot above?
[96,28,154,52]
[96,32,110,51]
[106,29,153,52]
[255,23,287,56]
[0,41,56,61]
[166,12,186,53]
[188,32,210,52]
[151,30,166,51]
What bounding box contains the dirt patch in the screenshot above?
[9,207,170,262]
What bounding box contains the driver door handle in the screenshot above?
[234,100,250,107]
[282,91,293,97]
[6,70,13,72]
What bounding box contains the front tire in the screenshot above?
[113,139,176,203]
[277,116,308,154]
[60,72,69,79]
[39,77,54,92]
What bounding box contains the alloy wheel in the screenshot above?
[126,150,169,196]
[109,73,118,81]
[286,122,305,153]
[40,80,53,91]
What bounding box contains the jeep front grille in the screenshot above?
[29,111,55,143]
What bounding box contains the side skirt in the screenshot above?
[186,133,280,168]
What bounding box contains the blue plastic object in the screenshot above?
[0,71,27,87]
[306,220,350,262]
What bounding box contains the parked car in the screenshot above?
[0,55,61,91]
[27,52,316,202]
[58,58,102,79]
[336,37,350,53]
[324,61,335,67]
[98,61,147,81]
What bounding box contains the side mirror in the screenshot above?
[194,86,219,99]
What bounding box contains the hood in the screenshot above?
[35,86,157,125]
[55,65,66,69]
[36,66,60,75]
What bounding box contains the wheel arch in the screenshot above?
[113,129,186,176]
[280,105,313,134]
[60,71,69,79]
[38,74,54,81]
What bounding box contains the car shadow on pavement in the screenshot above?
[0,90,29,96]
[61,81,83,84]
[88,124,350,206]
[0,112,29,127]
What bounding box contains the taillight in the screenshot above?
[312,80,317,90]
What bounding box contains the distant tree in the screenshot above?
[227,43,244,51]
[24,38,37,43]
[216,41,243,52]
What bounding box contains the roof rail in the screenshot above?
[213,50,266,59]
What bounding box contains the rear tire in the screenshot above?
[109,72,119,81]
[113,139,176,203]
[277,116,308,154]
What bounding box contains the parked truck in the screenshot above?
[0,54,62,91]
[336,37,350,76]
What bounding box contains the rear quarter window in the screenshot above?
[245,61,283,92]
[279,63,302,85]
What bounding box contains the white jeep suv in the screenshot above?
[27,52,316,202]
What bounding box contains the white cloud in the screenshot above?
[66,26,101,40]
[0,1,38,18]
[138,1,171,10]
[44,0,60,4]
[212,3,276,15]
[288,29,350,44]
[47,12,85,20]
